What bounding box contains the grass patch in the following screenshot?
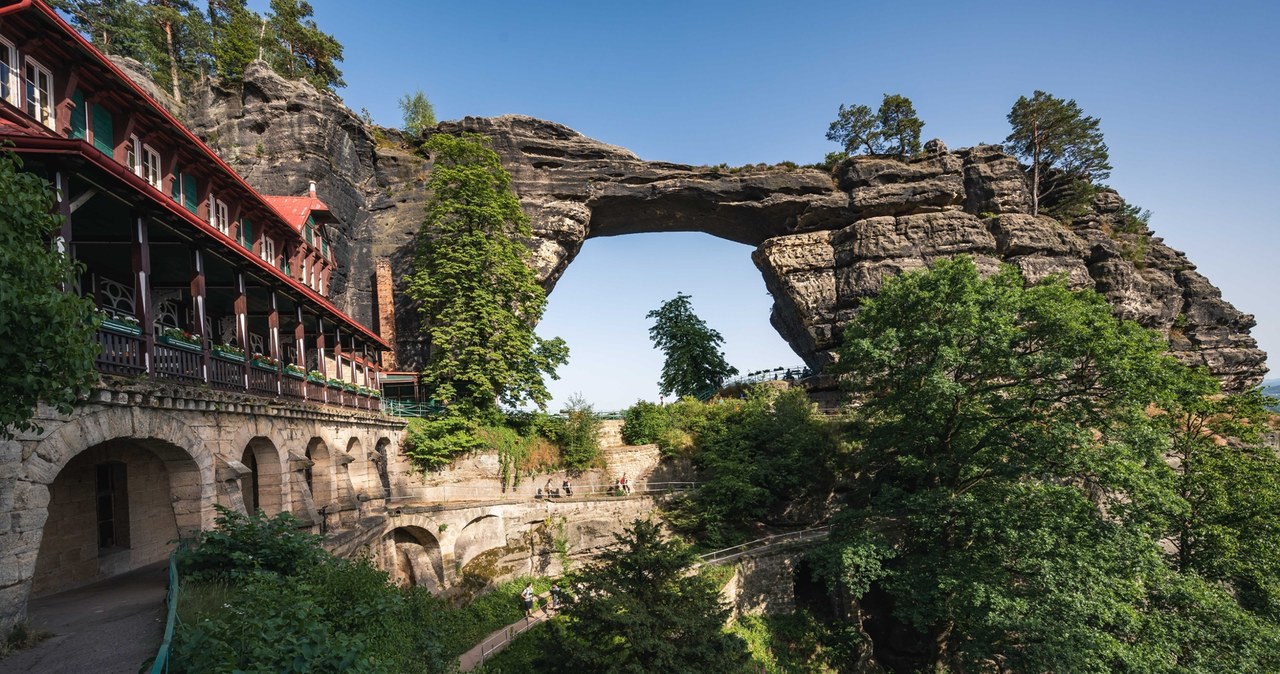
[471,620,555,673]
[436,576,552,658]
[730,612,840,673]
[0,621,53,658]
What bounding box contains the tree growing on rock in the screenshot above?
[407,133,568,418]
[0,151,99,439]
[1005,90,1112,217]
[646,292,738,399]
[398,90,437,138]
[266,0,345,90]
[825,93,925,159]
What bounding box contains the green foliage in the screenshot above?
[646,292,738,399]
[398,90,437,137]
[825,93,924,158]
[1006,90,1112,216]
[177,506,325,581]
[207,0,261,81]
[407,133,568,416]
[558,394,602,473]
[546,520,749,673]
[266,0,345,90]
[667,388,836,547]
[0,621,52,659]
[402,414,485,471]
[471,622,554,674]
[730,612,840,673]
[818,255,1280,671]
[1116,201,1153,234]
[0,151,98,439]
[620,399,670,445]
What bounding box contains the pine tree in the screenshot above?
[208,0,262,80]
[266,0,344,90]
[1005,90,1112,217]
[825,93,925,158]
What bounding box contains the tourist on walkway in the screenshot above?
[562,478,572,497]
[550,583,563,609]
[522,583,535,618]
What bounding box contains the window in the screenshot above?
[142,144,162,188]
[24,57,54,129]
[0,37,17,106]
[209,196,229,235]
[127,136,140,175]
[95,462,130,549]
[301,257,308,286]
[261,235,276,266]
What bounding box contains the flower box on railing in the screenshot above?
[100,317,142,336]
[284,365,306,379]
[307,370,326,384]
[251,360,279,372]
[327,378,344,389]
[158,333,202,352]
[212,345,245,363]
[358,386,378,397]
[342,382,358,393]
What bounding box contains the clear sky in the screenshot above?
[252,0,1280,411]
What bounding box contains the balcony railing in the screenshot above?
[95,327,381,412]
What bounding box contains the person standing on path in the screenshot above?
[521,583,535,619]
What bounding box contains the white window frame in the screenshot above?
[261,235,276,266]
[141,144,162,188]
[24,56,54,129]
[208,196,230,235]
[127,135,141,175]
[0,36,18,107]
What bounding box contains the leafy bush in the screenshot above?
[620,400,669,445]
[403,414,484,471]
[559,394,602,473]
[178,506,325,582]
[730,611,841,673]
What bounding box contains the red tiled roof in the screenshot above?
[263,195,330,232]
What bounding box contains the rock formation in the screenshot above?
[174,63,1266,391]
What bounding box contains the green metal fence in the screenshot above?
[149,552,180,674]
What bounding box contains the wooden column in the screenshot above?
[54,169,74,293]
[234,271,249,391]
[131,215,154,374]
[295,307,307,400]
[333,327,344,405]
[269,291,281,395]
[190,246,210,383]
[316,317,327,404]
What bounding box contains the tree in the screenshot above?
[646,292,737,399]
[558,394,601,473]
[208,0,263,81]
[398,90,437,138]
[825,93,925,159]
[1005,90,1112,216]
[0,151,99,439]
[876,93,924,157]
[547,519,749,673]
[816,256,1280,672]
[50,0,152,61]
[406,133,568,417]
[267,0,344,90]
[141,0,210,103]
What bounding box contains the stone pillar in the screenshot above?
[374,259,397,370]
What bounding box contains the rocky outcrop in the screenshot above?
[185,65,1267,391]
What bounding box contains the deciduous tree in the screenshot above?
[646,292,737,399]
[0,151,99,439]
[398,90,437,138]
[1005,90,1111,216]
[407,133,568,417]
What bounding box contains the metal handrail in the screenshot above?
[697,525,831,566]
[390,480,698,506]
[148,551,180,674]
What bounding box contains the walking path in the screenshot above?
[455,526,832,671]
[1,560,168,674]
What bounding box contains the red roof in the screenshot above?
[262,195,330,232]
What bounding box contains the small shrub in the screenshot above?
[404,414,484,471]
[621,400,669,445]
[177,506,325,582]
[0,621,52,658]
[559,394,602,473]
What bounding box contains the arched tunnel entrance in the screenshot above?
[385,526,444,592]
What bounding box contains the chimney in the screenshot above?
[308,180,317,198]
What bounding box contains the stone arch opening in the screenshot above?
[374,437,392,499]
[31,437,200,597]
[240,437,284,515]
[304,437,334,510]
[385,526,443,592]
[341,437,362,503]
[454,514,505,572]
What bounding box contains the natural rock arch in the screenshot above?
[454,514,506,573]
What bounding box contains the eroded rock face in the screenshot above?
[186,65,1267,390]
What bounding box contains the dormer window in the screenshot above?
[24,57,54,129]
[0,37,18,107]
[209,196,230,235]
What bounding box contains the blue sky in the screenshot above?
[253,0,1280,410]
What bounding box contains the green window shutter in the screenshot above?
[171,168,181,201]
[91,102,113,156]
[321,238,328,258]
[182,174,198,213]
[304,218,314,245]
[70,89,86,140]
[240,219,253,248]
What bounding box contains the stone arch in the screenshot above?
[385,526,444,592]
[304,437,334,510]
[240,437,284,515]
[29,434,200,598]
[340,436,361,503]
[454,514,506,572]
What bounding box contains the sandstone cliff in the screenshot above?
[171,63,1265,391]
